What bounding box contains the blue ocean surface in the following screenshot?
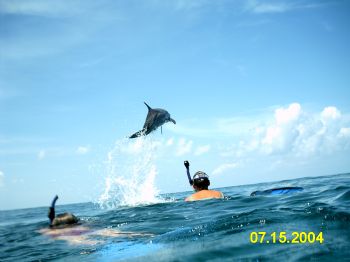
[1,173,349,261]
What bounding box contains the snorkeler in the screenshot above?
[48,195,79,227]
[40,195,153,245]
[184,161,224,202]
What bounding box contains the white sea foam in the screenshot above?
[97,137,164,209]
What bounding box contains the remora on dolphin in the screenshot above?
[130,102,176,138]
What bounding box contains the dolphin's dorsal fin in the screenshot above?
[144,102,152,111]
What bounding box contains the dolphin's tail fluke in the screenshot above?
[144,102,152,111]
[129,128,147,139]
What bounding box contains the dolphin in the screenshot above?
[130,102,176,138]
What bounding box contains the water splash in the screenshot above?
[97,137,164,208]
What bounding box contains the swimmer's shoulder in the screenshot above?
[185,190,224,202]
[209,190,224,198]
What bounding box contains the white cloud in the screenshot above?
[194,145,211,156]
[252,3,291,13]
[339,127,350,138]
[176,138,193,156]
[212,163,238,175]
[76,146,90,155]
[171,103,349,160]
[233,103,350,157]
[245,0,322,14]
[258,103,301,154]
[245,0,293,14]
[275,103,301,125]
[38,149,46,160]
[0,0,94,17]
[321,106,341,121]
[0,171,4,187]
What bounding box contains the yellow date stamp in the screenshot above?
[249,231,324,244]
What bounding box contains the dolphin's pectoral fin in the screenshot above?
[161,126,162,134]
[170,118,176,124]
[129,128,147,139]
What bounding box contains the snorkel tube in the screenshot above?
[47,195,79,227]
[48,195,58,225]
[184,160,193,186]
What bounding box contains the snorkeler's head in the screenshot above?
[48,195,79,228]
[192,171,210,190]
[51,213,79,228]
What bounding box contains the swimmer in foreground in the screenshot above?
[40,195,153,245]
[48,195,79,227]
[184,161,224,202]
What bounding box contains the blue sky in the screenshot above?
[0,0,350,210]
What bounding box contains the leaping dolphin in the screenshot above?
[130,102,176,138]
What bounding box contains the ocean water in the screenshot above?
[1,173,349,262]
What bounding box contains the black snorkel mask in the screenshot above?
[193,171,210,185]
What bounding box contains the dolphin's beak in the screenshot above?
[169,118,176,124]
